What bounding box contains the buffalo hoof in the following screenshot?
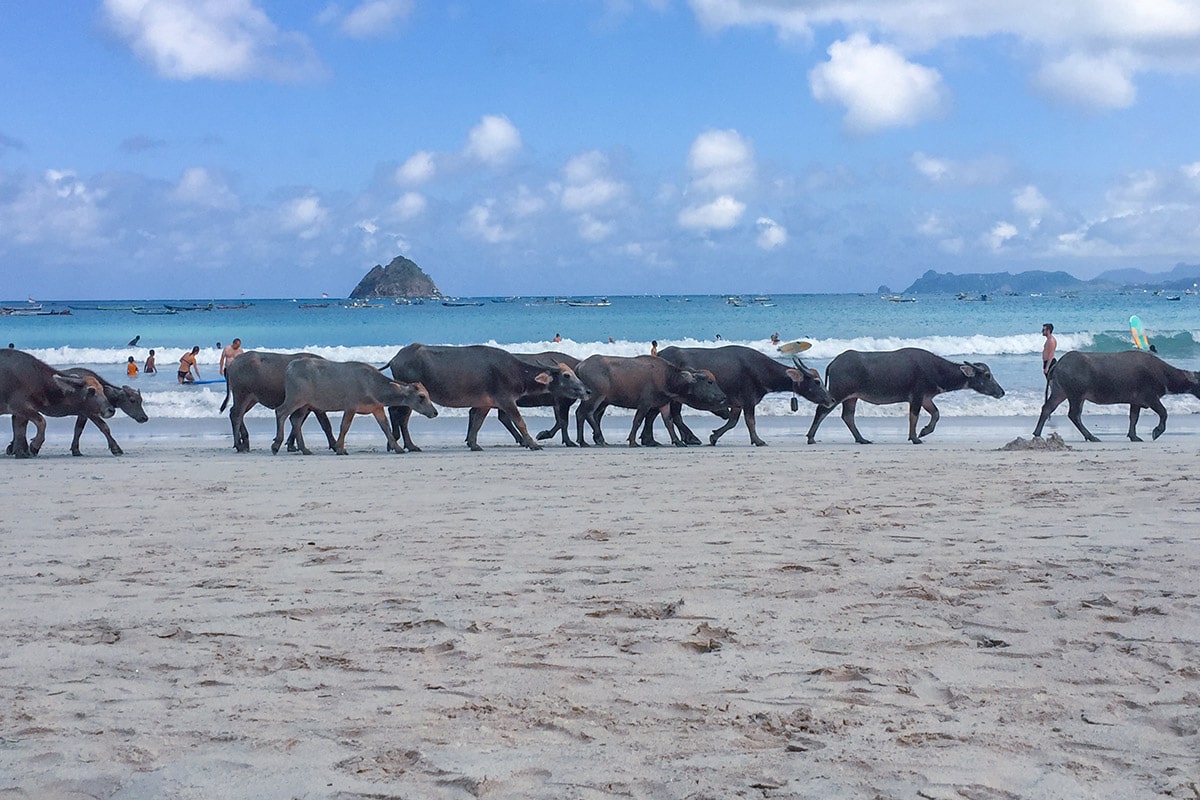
[29,445,40,455]
[562,438,577,447]
[855,438,873,445]
[683,434,702,446]
[672,440,688,448]
[578,440,590,448]
[4,444,11,455]
[1085,435,1100,443]
[71,449,84,457]
[333,449,346,456]
[910,438,924,445]
[640,438,661,447]
[13,451,32,459]
[270,442,282,454]
[109,445,124,455]
[1130,435,1144,442]
[627,441,640,448]
[468,443,484,452]
[535,429,554,441]
[1152,429,1165,441]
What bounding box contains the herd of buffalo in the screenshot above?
[3,343,1200,458]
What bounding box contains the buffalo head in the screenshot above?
[788,357,835,408]
[683,369,729,417]
[960,362,1005,398]
[54,374,116,419]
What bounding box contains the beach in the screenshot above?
[2,419,1197,798]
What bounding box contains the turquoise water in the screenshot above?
[4,292,1198,422]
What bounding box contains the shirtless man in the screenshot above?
[219,338,243,376]
[178,346,201,384]
[1041,323,1057,375]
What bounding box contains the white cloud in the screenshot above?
[464,115,522,167]
[984,221,1018,250]
[809,34,945,133]
[103,0,322,81]
[678,195,746,231]
[171,167,239,210]
[755,217,787,249]
[512,185,547,217]
[390,191,426,220]
[911,151,1011,186]
[337,0,414,38]
[561,151,627,211]
[280,194,327,239]
[687,130,755,192]
[1184,162,1200,185]
[396,151,436,185]
[464,201,515,243]
[578,214,614,242]
[1034,53,1136,111]
[690,0,1200,114]
[912,152,951,182]
[0,170,108,249]
[1013,185,1050,227]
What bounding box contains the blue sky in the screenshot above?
[2,1,1200,299]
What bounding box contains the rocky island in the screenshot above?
[349,255,442,300]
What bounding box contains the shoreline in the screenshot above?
[2,439,1197,797]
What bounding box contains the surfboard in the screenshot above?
[777,340,813,355]
[190,378,227,385]
[1130,315,1148,350]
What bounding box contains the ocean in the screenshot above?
[4,292,1199,445]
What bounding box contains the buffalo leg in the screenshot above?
[314,412,338,451]
[230,396,254,452]
[669,400,702,446]
[1032,386,1068,437]
[272,404,303,454]
[27,414,47,455]
[627,407,650,447]
[73,414,123,456]
[553,398,576,446]
[638,408,663,446]
[576,397,602,446]
[916,397,940,440]
[707,404,742,445]
[806,400,838,444]
[465,407,491,451]
[1127,405,1143,442]
[496,402,541,451]
[388,405,420,452]
[371,407,405,453]
[1066,397,1099,442]
[1147,398,1169,440]
[841,398,872,444]
[9,414,35,458]
[333,411,355,455]
[495,409,527,445]
[743,404,770,446]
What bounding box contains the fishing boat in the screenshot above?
[566,297,611,308]
[442,300,484,307]
[299,303,330,309]
[216,302,254,310]
[2,304,41,312]
[165,302,215,311]
[131,306,178,315]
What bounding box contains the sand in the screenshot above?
[1,421,1198,798]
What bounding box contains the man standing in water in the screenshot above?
[220,338,243,377]
[1042,323,1057,375]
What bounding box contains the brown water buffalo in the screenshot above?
[387,344,582,452]
[807,348,1005,444]
[221,351,337,452]
[1033,350,1200,442]
[474,351,589,447]
[1,349,114,458]
[271,359,437,455]
[657,345,834,446]
[574,355,728,447]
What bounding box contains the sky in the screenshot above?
[2,1,1200,300]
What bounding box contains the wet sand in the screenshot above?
[1,424,1198,798]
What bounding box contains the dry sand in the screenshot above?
[1,427,1198,799]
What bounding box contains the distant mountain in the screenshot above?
[349,255,442,299]
[903,263,1200,294]
[902,269,1087,295]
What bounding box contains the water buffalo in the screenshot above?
[387,344,583,452]
[271,359,437,455]
[807,348,1005,444]
[221,351,337,453]
[574,355,729,447]
[474,351,588,447]
[58,368,147,456]
[1033,350,1200,442]
[1,350,115,458]
[657,345,834,446]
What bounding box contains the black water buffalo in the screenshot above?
[221,351,337,452]
[1,349,115,458]
[475,351,588,447]
[1033,350,1200,442]
[57,369,147,456]
[271,359,437,455]
[387,344,584,452]
[657,345,834,446]
[807,348,1005,444]
[574,355,728,447]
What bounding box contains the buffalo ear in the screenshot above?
[959,363,977,378]
[52,374,88,391]
[534,371,553,386]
